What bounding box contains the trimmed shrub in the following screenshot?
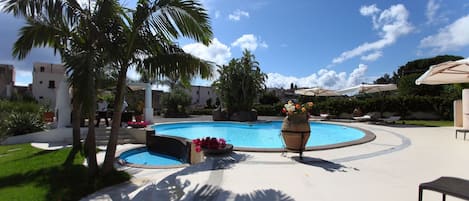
[190,108,214,115]
[253,103,284,116]
[5,112,44,136]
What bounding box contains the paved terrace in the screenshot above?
[74,115,469,201]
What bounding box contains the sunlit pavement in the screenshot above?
[78,116,469,201]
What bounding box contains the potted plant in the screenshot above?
[281,100,313,159]
[40,101,54,122]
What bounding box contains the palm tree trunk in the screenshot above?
[64,97,82,166]
[85,95,99,177]
[101,65,127,175]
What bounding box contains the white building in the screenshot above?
[32,62,66,109]
[187,85,218,109]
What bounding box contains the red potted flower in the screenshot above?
[192,137,233,155]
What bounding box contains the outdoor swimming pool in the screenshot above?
[152,121,370,150]
[119,147,186,167]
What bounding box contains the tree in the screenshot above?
[392,55,463,97]
[213,50,267,114]
[1,0,121,176]
[259,91,280,105]
[100,0,213,175]
[374,73,394,84]
[393,55,464,81]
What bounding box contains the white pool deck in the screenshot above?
[32,115,469,201]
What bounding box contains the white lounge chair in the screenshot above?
[353,115,372,121]
[379,116,401,124]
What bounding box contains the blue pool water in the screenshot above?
[153,121,365,149]
[120,147,184,166]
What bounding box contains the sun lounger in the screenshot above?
[320,114,335,120]
[419,176,469,201]
[379,116,401,124]
[353,115,372,121]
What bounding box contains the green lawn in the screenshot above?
[0,144,130,201]
[395,120,454,127]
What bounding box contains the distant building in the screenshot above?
[187,85,218,109]
[266,87,298,103]
[32,62,66,109]
[0,64,15,98]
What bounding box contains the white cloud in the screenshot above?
[228,9,249,21]
[231,34,268,51]
[332,4,413,64]
[360,51,382,61]
[425,0,447,25]
[426,0,439,24]
[360,4,380,16]
[214,10,221,19]
[420,14,469,52]
[183,38,232,65]
[126,66,141,81]
[265,64,369,90]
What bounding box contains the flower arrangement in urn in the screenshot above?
[281,100,314,123]
[280,100,313,158]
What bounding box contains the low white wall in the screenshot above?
[1,128,88,145]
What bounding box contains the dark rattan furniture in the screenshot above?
[455,129,469,140]
[419,177,469,201]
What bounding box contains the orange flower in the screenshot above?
[295,104,301,109]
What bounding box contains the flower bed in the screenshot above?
[127,121,150,128]
[192,137,232,155]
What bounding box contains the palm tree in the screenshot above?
[101,0,213,174]
[213,50,267,115]
[2,0,122,176]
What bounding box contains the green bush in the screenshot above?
[190,108,214,115]
[160,88,191,115]
[0,100,44,138]
[309,95,453,120]
[253,103,283,116]
[5,112,44,136]
[259,91,280,105]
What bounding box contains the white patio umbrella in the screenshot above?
[336,84,397,96]
[415,58,469,128]
[415,58,469,85]
[294,87,340,96]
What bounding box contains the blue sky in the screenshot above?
[1,0,469,89]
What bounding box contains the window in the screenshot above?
[48,80,55,88]
[40,66,45,72]
[39,81,43,84]
[39,96,43,99]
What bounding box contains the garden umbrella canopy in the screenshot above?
[415,58,469,85]
[337,84,397,96]
[294,87,340,96]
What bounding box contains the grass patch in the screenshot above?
[0,144,130,201]
[396,120,454,127]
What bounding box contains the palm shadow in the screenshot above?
[133,183,294,201]
[103,152,251,201]
[291,156,359,172]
